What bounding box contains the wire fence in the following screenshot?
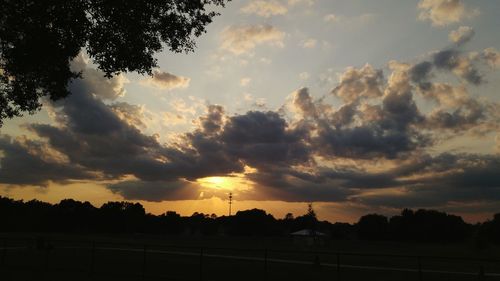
[0,236,499,281]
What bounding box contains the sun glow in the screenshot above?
[197,176,234,190]
[196,168,256,192]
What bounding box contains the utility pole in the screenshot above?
[229,193,233,216]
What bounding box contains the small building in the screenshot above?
[290,229,327,245]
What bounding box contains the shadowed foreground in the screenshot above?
[1,235,499,281]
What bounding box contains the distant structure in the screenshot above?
[228,192,233,216]
[290,229,327,246]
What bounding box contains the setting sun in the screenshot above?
[196,172,255,193]
[197,176,233,189]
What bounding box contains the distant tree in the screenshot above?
[0,195,483,243]
[229,209,277,236]
[293,203,318,232]
[330,222,354,240]
[99,201,145,233]
[306,203,317,219]
[54,199,96,232]
[164,211,181,219]
[357,214,389,240]
[389,209,469,242]
[188,212,218,235]
[23,199,53,231]
[0,197,24,231]
[284,213,294,220]
[160,210,183,234]
[0,0,229,124]
[479,213,500,245]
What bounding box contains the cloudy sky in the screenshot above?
[1,0,500,223]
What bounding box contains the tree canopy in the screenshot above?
[0,0,228,124]
[2,195,499,245]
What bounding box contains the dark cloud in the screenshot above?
[331,64,384,103]
[320,168,399,190]
[107,180,202,201]
[354,153,500,208]
[418,83,495,132]
[315,123,421,159]
[381,89,423,130]
[409,61,433,90]
[222,111,288,144]
[199,105,225,134]
[433,49,459,69]
[0,136,93,186]
[409,36,494,90]
[30,92,163,180]
[427,106,484,131]
[313,67,427,159]
[245,169,353,202]
[292,88,318,118]
[433,49,482,85]
[330,103,357,127]
[221,111,311,168]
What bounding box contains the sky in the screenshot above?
[1,0,500,223]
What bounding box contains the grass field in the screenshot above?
[0,234,499,281]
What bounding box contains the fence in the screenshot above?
[0,236,499,281]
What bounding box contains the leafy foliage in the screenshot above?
[0,0,228,124]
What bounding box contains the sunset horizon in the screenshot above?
[1,0,500,225]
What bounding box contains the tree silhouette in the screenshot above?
[0,0,229,124]
[229,209,278,236]
[389,209,470,242]
[306,203,317,219]
[0,195,494,244]
[478,213,500,245]
[292,203,319,232]
[356,214,389,240]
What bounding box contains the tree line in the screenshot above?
[0,196,499,246]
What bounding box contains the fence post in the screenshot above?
[478,265,485,281]
[417,256,422,281]
[199,247,203,281]
[1,239,6,268]
[264,248,268,281]
[142,245,147,280]
[336,253,341,281]
[44,244,50,280]
[89,241,95,277]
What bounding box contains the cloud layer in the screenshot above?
[220,25,285,55]
[241,0,288,17]
[142,70,190,90]
[449,26,475,45]
[418,0,479,26]
[1,25,499,216]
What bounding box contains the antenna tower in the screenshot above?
[229,192,233,216]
